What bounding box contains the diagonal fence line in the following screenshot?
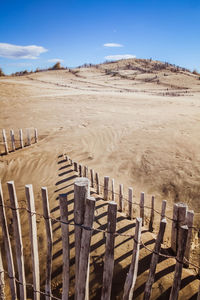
[66,156,200,233]
[0,202,200,272]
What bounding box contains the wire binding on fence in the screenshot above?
[63,154,200,234]
[4,269,61,300]
[0,202,199,272]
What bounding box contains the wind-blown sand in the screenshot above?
[0,59,200,298]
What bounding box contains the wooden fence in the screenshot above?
[0,128,38,155]
[0,154,199,299]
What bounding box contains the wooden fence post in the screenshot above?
[111,179,115,202]
[169,225,188,300]
[0,247,5,300]
[128,188,133,220]
[74,162,78,172]
[26,129,31,146]
[0,182,17,299]
[84,166,88,178]
[74,177,90,300]
[198,283,200,300]
[123,217,142,300]
[10,130,15,151]
[171,203,187,254]
[90,169,94,188]
[34,129,38,143]
[25,184,40,300]
[41,187,53,299]
[119,184,124,212]
[198,228,200,277]
[140,192,144,226]
[19,129,24,148]
[59,194,70,300]
[77,197,96,300]
[2,130,8,154]
[79,164,82,177]
[171,203,178,253]
[143,218,167,300]
[95,172,100,195]
[104,176,109,201]
[161,200,167,219]
[149,196,154,232]
[101,201,117,300]
[184,210,194,267]
[7,181,26,300]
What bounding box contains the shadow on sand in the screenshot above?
[47,154,198,300]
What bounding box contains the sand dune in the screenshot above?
[0,59,200,298]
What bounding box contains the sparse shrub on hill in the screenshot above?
[11,70,29,76]
[193,69,200,76]
[0,67,5,76]
[49,62,65,70]
[52,62,61,70]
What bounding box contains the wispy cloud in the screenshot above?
[47,58,64,63]
[104,54,136,60]
[8,62,33,67]
[103,43,123,48]
[0,43,48,59]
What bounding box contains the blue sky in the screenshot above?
[0,0,200,74]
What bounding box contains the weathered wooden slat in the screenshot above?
[26,128,31,146]
[2,130,8,154]
[140,192,144,226]
[77,197,96,300]
[119,184,124,212]
[41,187,53,300]
[123,217,142,300]
[34,128,38,143]
[90,169,94,188]
[198,282,200,300]
[184,210,194,267]
[104,176,109,201]
[10,130,15,151]
[171,203,187,254]
[128,187,133,220]
[169,225,188,300]
[111,179,115,202]
[198,229,200,277]
[0,242,6,299]
[0,182,17,299]
[95,172,100,195]
[101,201,117,300]
[19,129,24,148]
[171,203,178,253]
[74,162,78,172]
[161,200,167,219]
[7,181,26,300]
[74,177,90,300]
[143,218,167,300]
[149,196,154,232]
[59,194,70,300]
[79,164,82,177]
[25,184,40,300]
[84,166,88,178]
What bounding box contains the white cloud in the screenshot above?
[8,62,33,67]
[104,54,136,61]
[0,43,48,59]
[47,58,64,63]
[103,43,123,47]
